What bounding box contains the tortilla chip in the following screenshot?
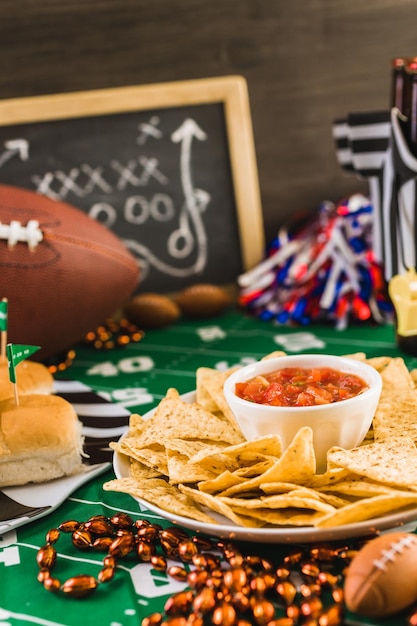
[196,367,222,412]
[304,467,355,488]
[362,425,375,443]
[110,438,168,473]
[197,470,248,494]
[164,438,227,459]
[343,352,367,362]
[130,447,169,475]
[261,351,287,360]
[109,439,131,455]
[190,435,282,474]
[314,492,352,508]
[103,477,218,524]
[197,367,242,429]
[130,458,162,480]
[364,356,392,372]
[327,437,417,488]
[260,481,332,497]
[179,484,265,527]
[197,460,278,495]
[345,353,393,373]
[135,388,244,446]
[373,399,417,443]
[128,413,146,436]
[220,493,335,514]
[316,479,409,498]
[315,492,417,527]
[166,449,218,484]
[379,358,415,401]
[218,435,282,462]
[229,507,326,526]
[218,427,316,497]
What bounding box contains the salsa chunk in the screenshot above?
[235,366,368,407]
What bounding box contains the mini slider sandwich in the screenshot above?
[0,358,84,487]
[0,393,85,487]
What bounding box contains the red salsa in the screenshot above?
[235,367,368,407]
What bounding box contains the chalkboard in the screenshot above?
[0,76,264,292]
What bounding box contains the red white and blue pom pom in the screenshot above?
[238,194,392,329]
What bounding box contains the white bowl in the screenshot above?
[223,354,382,472]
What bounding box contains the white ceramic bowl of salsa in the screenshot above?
[223,354,382,472]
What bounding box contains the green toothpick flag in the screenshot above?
[7,343,40,384]
[0,299,8,332]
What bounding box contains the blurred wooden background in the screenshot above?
[1,0,417,245]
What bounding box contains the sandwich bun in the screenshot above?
[0,358,54,399]
[0,394,84,487]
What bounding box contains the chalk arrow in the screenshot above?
[171,118,207,144]
[0,138,29,168]
[171,119,207,213]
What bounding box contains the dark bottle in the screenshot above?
[405,60,417,156]
[391,57,408,112]
[396,333,417,356]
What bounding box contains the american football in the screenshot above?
[0,184,140,360]
[344,531,417,617]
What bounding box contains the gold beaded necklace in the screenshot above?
[44,318,144,374]
[36,512,349,626]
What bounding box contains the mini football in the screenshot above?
[344,531,417,617]
[0,184,140,359]
[125,293,181,329]
[174,283,232,318]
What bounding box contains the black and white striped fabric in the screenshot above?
[54,379,131,465]
[333,108,417,280]
[333,110,391,272]
[332,117,355,173]
[390,107,417,277]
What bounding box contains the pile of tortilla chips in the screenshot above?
[104,353,417,529]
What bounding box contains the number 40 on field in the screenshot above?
[86,355,155,377]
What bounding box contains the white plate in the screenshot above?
[0,463,110,535]
[113,391,417,544]
[0,379,131,536]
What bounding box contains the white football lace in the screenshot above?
[0,220,43,250]
[373,534,416,571]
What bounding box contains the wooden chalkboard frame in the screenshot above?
[0,76,265,274]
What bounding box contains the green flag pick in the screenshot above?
[0,298,7,360]
[7,343,40,384]
[0,299,7,333]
